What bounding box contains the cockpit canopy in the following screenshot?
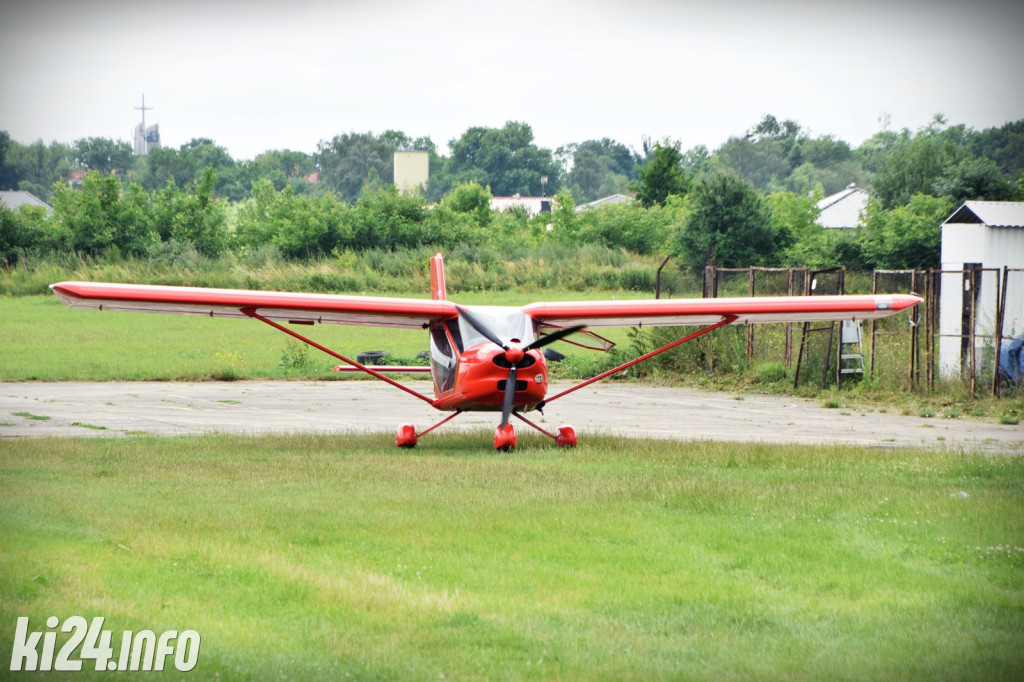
[454,306,536,349]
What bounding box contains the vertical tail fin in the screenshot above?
[429,253,447,301]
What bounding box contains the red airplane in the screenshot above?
[51,254,920,450]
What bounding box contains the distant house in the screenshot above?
[574,193,634,212]
[938,200,1024,378]
[0,190,53,215]
[814,183,869,229]
[490,195,551,217]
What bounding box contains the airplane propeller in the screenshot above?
[455,306,584,429]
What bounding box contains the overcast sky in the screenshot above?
[2,0,1022,161]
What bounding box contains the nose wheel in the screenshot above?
[494,423,517,451]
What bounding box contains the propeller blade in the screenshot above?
[455,306,508,350]
[524,325,586,351]
[500,365,517,428]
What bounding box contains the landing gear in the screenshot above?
[394,412,462,448]
[493,421,576,451]
[555,425,577,447]
[510,413,576,449]
[394,413,575,451]
[494,423,516,451]
[396,423,417,448]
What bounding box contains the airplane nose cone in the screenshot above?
[505,346,525,364]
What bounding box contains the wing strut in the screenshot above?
[540,316,738,406]
[242,308,438,407]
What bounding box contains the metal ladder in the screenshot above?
[839,320,865,380]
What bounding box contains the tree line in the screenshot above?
[1,114,1022,275]
[4,114,1021,205]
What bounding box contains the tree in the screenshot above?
[0,205,32,263]
[871,116,973,209]
[1,138,75,200]
[573,197,679,255]
[859,194,952,269]
[347,185,430,250]
[316,131,397,202]
[970,118,1024,179]
[441,181,492,226]
[750,114,801,142]
[134,138,237,197]
[635,140,688,208]
[931,156,1012,204]
[558,138,640,202]
[239,149,316,194]
[710,115,804,192]
[235,179,348,259]
[714,135,791,192]
[446,122,561,197]
[149,166,229,256]
[73,137,134,177]
[675,169,777,268]
[0,131,18,190]
[50,171,154,257]
[565,146,607,202]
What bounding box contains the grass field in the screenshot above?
[1,433,1021,680]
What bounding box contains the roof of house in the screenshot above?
[574,193,633,212]
[0,190,53,213]
[814,183,869,229]
[943,201,1024,228]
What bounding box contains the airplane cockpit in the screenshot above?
[429,307,537,393]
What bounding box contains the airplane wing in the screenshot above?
[522,294,921,328]
[50,281,457,329]
[51,282,921,330]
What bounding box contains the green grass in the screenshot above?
[1,434,1021,680]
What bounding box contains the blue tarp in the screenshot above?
[999,333,1024,383]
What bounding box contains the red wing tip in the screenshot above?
[886,294,924,310]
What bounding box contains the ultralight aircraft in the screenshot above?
[51,254,920,450]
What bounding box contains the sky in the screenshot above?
[2,0,1023,162]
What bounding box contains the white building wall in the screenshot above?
[393,151,429,194]
[989,226,1024,340]
[983,226,1024,269]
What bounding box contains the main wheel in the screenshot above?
[555,425,577,447]
[396,423,418,448]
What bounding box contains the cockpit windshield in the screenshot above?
[455,306,536,350]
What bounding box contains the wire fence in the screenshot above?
[699,265,1024,398]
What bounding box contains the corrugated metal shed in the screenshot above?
[938,200,1024,378]
[814,183,869,229]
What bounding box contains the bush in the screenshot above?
[755,362,789,383]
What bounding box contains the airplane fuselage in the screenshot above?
[432,342,548,412]
[426,305,548,412]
